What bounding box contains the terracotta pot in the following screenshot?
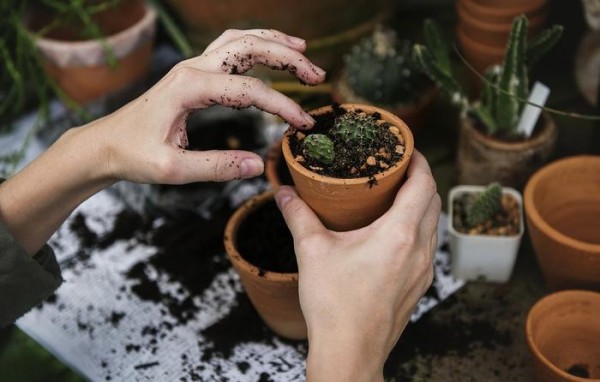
[457,26,506,78]
[457,0,548,47]
[224,191,306,340]
[456,112,557,190]
[282,104,414,231]
[448,185,524,283]
[264,137,294,190]
[524,155,600,290]
[165,0,390,74]
[332,71,438,134]
[29,0,156,104]
[526,290,600,381]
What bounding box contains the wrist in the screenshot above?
[306,329,385,382]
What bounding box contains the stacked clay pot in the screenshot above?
[456,0,549,82]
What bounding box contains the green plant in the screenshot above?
[343,25,430,106]
[301,112,383,165]
[302,134,335,165]
[467,183,503,227]
[413,16,563,137]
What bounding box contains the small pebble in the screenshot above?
[366,156,377,166]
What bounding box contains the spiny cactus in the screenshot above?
[343,25,430,105]
[302,134,335,165]
[467,183,503,227]
[413,16,563,137]
[332,112,381,146]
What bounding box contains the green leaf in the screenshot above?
[423,19,452,76]
[527,25,563,65]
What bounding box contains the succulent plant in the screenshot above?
[413,16,563,137]
[343,25,430,106]
[467,183,503,227]
[302,134,335,165]
[332,112,381,146]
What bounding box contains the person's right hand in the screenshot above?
[276,151,441,382]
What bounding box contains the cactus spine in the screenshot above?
[332,112,380,146]
[467,183,503,227]
[413,16,563,137]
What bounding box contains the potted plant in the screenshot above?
[524,155,600,290]
[332,25,437,133]
[23,0,157,104]
[448,182,524,282]
[281,103,414,231]
[224,190,306,340]
[414,16,563,189]
[526,290,600,381]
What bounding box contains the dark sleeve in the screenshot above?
[0,219,63,327]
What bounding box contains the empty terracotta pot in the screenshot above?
[526,290,600,381]
[282,104,414,231]
[264,137,294,190]
[224,191,306,340]
[524,155,600,290]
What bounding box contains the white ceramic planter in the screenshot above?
[448,185,524,282]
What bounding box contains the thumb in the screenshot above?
[275,186,325,240]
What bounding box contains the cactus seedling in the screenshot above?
[342,25,430,106]
[302,134,335,165]
[466,183,503,227]
[413,16,563,137]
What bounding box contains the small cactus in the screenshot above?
[332,112,381,146]
[343,25,430,105]
[467,183,503,227]
[302,134,335,165]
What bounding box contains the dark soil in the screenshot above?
[236,200,297,274]
[566,364,590,378]
[453,193,521,236]
[288,104,404,179]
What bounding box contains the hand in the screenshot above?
[275,151,441,382]
[85,28,326,185]
[0,29,326,255]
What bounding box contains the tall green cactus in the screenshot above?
[413,16,563,137]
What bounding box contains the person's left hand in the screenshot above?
[77,29,326,185]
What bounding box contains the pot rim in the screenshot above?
[282,103,414,186]
[524,155,600,253]
[460,110,556,151]
[30,4,156,66]
[448,185,525,239]
[457,0,547,26]
[457,25,506,56]
[525,289,600,382]
[224,190,298,282]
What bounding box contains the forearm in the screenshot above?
[0,124,114,256]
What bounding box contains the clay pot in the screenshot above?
[281,104,414,231]
[526,290,600,381]
[456,112,557,189]
[28,0,156,104]
[448,185,524,283]
[524,155,600,290]
[332,71,438,134]
[166,0,390,75]
[456,27,506,81]
[264,137,294,190]
[224,191,306,340]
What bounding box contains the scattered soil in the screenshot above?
[452,193,521,236]
[236,200,297,274]
[288,104,404,179]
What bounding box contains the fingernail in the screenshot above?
[275,186,296,209]
[303,113,316,127]
[287,36,306,46]
[313,65,327,77]
[240,158,264,178]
